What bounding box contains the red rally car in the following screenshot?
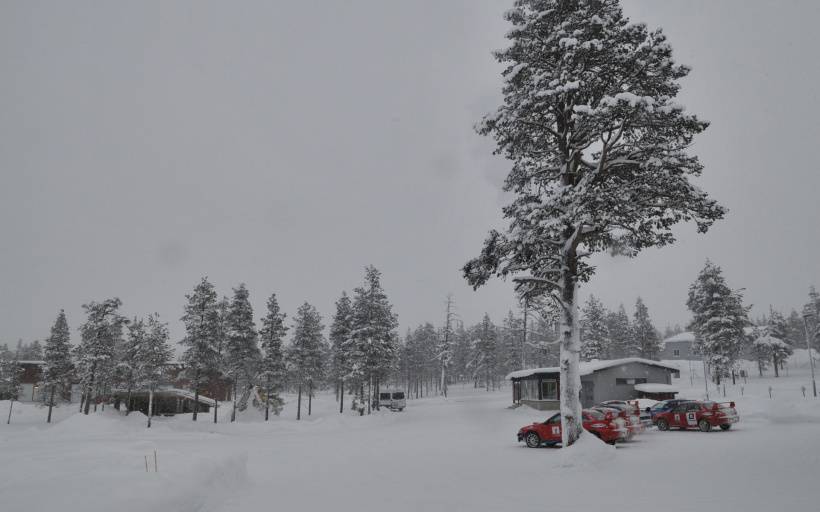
[517,409,628,447]
[654,400,739,432]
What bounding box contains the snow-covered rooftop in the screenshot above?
[634,383,679,393]
[506,358,681,380]
[663,332,695,344]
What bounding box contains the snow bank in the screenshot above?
[559,432,616,470]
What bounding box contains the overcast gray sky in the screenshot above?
[2,0,819,346]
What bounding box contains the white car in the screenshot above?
[375,391,406,411]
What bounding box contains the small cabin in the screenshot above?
[507,358,680,410]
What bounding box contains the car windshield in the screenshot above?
[584,410,606,420]
[392,392,405,399]
[380,393,391,399]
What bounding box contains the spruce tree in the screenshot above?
[42,310,73,422]
[288,302,325,420]
[225,283,260,422]
[349,266,398,413]
[462,0,725,445]
[135,314,172,427]
[1,352,22,423]
[76,298,128,415]
[179,278,220,421]
[329,292,353,414]
[500,310,522,373]
[471,314,499,391]
[581,296,609,360]
[686,261,750,384]
[258,293,288,420]
[633,298,660,359]
[607,305,635,358]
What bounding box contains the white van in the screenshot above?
[375,391,406,411]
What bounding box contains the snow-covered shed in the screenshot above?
[112,387,217,416]
[506,358,681,410]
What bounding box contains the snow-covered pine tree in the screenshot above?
[686,261,750,384]
[633,298,660,359]
[607,305,635,358]
[179,278,221,421]
[225,283,260,422]
[328,292,352,414]
[581,296,609,361]
[500,310,522,374]
[765,308,792,377]
[135,314,172,427]
[288,302,325,420]
[349,266,398,413]
[42,309,73,422]
[119,317,146,414]
[1,351,22,424]
[471,314,499,391]
[462,0,725,445]
[76,298,128,415]
[258,293,288,420]
[437,294,457,397]
[210,295,229,423]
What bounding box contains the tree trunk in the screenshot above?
[7,399,14,424]
[231,379,237,422]
[308,381,313,416]
[147,388,154,428]
[265,376,271,421]
[125,387,132,416]
[83,366,96,415]
[339,378,344,414]
[47,385,56,423]
[773,355,780,377]
[558,250,583,448]
[367,375,372,414]
[758,360,764,377]
[192,368,200,421]
[296,383,302,421]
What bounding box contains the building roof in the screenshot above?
[506,358,681,380]
[634,383,679,393]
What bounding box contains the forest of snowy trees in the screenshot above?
[3,263,819,425]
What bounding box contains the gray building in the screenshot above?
[507,358,681,410]
[659,332,698,360]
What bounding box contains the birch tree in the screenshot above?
[463,0,724,446]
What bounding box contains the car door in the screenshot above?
[670,404,688,428]
[684,403,701,428]
[540,413,562,442]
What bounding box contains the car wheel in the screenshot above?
[656,419,669,431]
[525,432,541,448]
[698,419,712,432]
[720,424,731,431]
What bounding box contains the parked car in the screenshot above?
[374,391,406,411]
[654,401,739,432]
[593,403,642,436]
[599,400,651,428]
[647,399,694,423]
[517,409,627,448]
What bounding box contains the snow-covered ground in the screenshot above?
[3,354,820,512]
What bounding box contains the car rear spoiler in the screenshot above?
[713,401,736,410]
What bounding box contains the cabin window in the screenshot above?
[615,378,647,386]
[673,349,680,356]
[541,380,558,400]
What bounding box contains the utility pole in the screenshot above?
[802,311,818,397]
